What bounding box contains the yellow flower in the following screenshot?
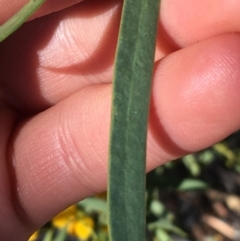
[28,231,39,241]
[74,217,94,240]
[52,205,94,240]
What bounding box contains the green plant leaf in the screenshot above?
[148,220,187,238]
[42,230,54,241]
[155,228,174,241]
[150,200,165,216]
[182,154,201,176]
[0,0,46,42]
[177,178,209,191]
[53,225,69,241]
[108,0,161,241]
[78,197,108,213]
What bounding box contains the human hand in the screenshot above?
[0,0,240,239]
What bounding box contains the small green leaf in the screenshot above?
[53,225,69,241]
[150,200,165,216]
[155,229,174,241]
[177,178,208,191]
[148,220,187,238]
[42,230,54,241]
[78,197,108,213]
[182,154,201,176]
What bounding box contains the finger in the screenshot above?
[2,0,240,112]
[0,0,121,112]
[159,0,240,50]
[0,0,83,24]
[149,33,240,161]
[9,34,240,236]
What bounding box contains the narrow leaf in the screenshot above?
[0,0,46,42]
[42,230,54,241]
[78,197,108,213]
[177,178,209,191]
[148,220,188,238]
[53,225,69,241]
[108,1,161,241]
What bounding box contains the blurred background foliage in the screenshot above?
[29,131,240,241]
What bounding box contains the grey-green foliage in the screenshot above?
[108,0,161,241]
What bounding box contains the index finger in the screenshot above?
[0,0,84,24]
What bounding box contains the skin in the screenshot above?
[0,0,240,239]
